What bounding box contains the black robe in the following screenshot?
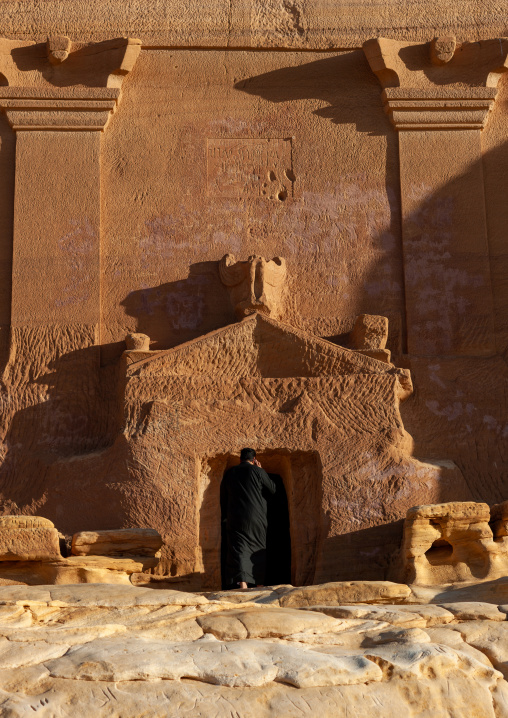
[220,462,276,586]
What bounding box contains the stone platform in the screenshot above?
[1,581,508,716]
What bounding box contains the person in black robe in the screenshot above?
[220,448,276,589]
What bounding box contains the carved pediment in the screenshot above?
[126,313,411,395]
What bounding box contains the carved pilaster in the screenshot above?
[364,37,508,357]
[0,37,140,343]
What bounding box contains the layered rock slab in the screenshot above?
[0,583,507,717]
[71,528,163,557]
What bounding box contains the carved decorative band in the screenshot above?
[382,88,497,131]
[0,87,121,131]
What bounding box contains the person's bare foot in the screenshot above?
[238,581,248,589]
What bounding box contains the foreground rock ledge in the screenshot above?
[1,581,508,717]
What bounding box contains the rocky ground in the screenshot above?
[1,580,508,716]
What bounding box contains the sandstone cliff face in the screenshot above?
[0,5,504,592]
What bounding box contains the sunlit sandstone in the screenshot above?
[0,2,506,714]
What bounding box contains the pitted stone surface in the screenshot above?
[0,582,506,716]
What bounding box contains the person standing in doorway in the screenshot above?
[220,448,277,589]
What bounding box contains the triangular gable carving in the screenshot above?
[127,313,399,380]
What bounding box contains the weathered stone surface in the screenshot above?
[448,621,508,679]
[0,555,159,585]
[45,635,383,688]
[0,516,54,528]
[410,577,508,606]
[426,626,498,667]
[71,528,163,557]
[0,636,68,667]
[438,602,506,622]
[373,604,455,627]
[0,525,61,561]
[0,0,503,48]
[303,604,427,628]
[0,583,506,716]
[399,501,505,586]
[280,581,412,607]
[198,607,342,640]
[362,627,432,645]
[125,332,150,351]
[0,583,209,607]
[350,313,389,350]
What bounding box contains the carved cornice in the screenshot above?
[382,87,497,131]
[0,87,121,131]
[0,36,140,132]
[364,36,508,132]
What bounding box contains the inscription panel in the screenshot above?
[207,138,293,200]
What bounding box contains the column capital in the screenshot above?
[0,36,140,132]
[0,87,121,131]
[364,37,508,131]
[382,87,497,131]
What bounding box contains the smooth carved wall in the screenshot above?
[0,22,505,584]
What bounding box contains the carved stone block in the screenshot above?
[430,36,457,65]
[401,502,495,585]
[0,516,61,561]
[125,333,151,351]
[0,515,54,529]
[350,314,388,350]
[46,35,72,65]
[72,528,163,557]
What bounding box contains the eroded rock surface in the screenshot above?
[71,528,163,557]
[0,582,507,717]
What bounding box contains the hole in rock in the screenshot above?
[425,539,453,565]
[269,170,277,181]
[278,190,287,201]
[198,450,322,590]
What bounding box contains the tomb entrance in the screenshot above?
[197,450,322,591]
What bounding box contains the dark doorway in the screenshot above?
[265,473,292,585]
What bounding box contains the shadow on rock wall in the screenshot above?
[234,50,392,135]
[0,52,505,578]
[0,338,128,532]
[121,261,235,350]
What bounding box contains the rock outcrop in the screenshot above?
[0,516,61,562]
[400,501,508,585]
[0,581,507,717]
[71,528,163,557]
[0,519,162,586]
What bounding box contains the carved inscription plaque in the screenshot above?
[207,138,293,199]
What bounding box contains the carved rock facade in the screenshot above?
[0,20,504,596]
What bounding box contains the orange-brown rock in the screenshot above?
[0,555,159,585]
[0,516,61,561]
[400,501,508,586]
[71,528,163,557]
[0,4,504,605]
